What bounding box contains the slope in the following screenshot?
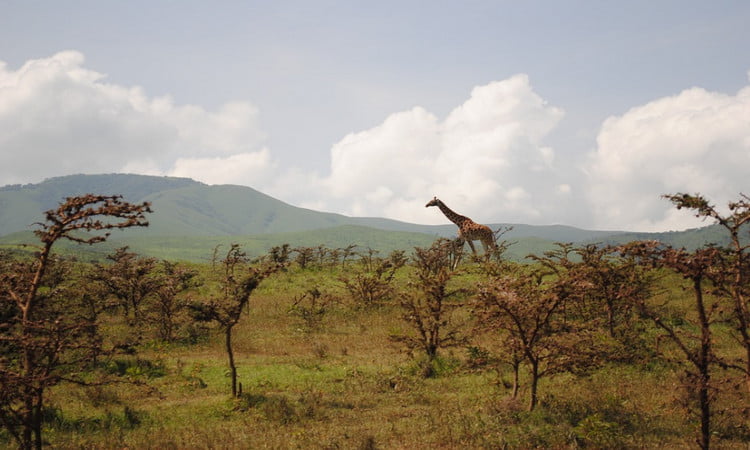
[0,174,631,243]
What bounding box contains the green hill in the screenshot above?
[0,173,737,261]
[0,174,354,236]
[0,174,631,241]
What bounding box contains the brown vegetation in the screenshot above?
[1,192,750,449]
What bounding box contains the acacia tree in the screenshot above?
[340,248,404,308]
[147,260,200,343]
[573,244,651,339]
[665,193,750,394]
[475,259,607,411]
[293,246,315,269]
[391,240,468,372]
[534,243,653,356]
[475,268,563,410]
[188,244,282,397]
[91,247,161,327]
[620,240,725,450]
[0,195,150,450]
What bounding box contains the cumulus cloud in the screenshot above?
[586,82,750,231]
[168,149,277,186]
[0,51,271,186]
[7,51,747,233]
[305,75,566,224]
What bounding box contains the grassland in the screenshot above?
[7,260,746,450]
[0,228,573,264]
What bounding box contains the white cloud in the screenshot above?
[0,51,271,186]
[169,149,276,186]
[7,51,748,233]
[307,74,566,224]
[586,84,750,231]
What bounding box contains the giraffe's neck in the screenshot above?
[436,200,470,227]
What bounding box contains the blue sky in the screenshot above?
[1,1,749,231]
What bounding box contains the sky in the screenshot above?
[1,1,749,232]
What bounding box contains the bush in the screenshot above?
[104,357,166,379]
[234,393,298,424]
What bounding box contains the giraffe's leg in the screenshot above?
[451,237,463,270]
[482,238,495,260]
[467,239,477,255]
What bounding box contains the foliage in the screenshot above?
[620,240,727,449]
[188,244,283,397]
[288,287,336,332]
[90,246,160,326]
[146,260,201,343]
[665,194,750,396]
[475,255,613,411]
[391,239,468,369]
[0,194,151,450]
[339,248,405,308]
[2,187,750,448]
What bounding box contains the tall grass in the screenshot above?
[15,263,749,449]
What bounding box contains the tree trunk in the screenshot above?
[528,359,539,411]
[32,390,43,450]
[511,359,520,399]
[698,373,710,450]
[729,234,750,396]
[694,278,712,450]
[225,327,238,397]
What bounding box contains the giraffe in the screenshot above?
[425,197,496,256]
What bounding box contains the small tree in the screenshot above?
[268,244,292,266]
[0,195,150,450]
[338,244,358,268]
[293,246,315,269]
[392,240,467,370]
[340,248,404,308]
[189,244,282,397]
[147,260,200,343]
[620,240,725,450]
[665,193,750,395]
[475,260,605,411]
[288,287,335,333]
[475,268,558,410]
[91,246,161,326]
[533,243,653,359]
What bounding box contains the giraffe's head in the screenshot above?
[425,197,440,208]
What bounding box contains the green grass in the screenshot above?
[5,262,750,449]
[0,228,575,265]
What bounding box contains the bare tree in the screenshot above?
[188,244,282,397]
[475,268,561,410]
[147,260,200,343]
[534,243,652,351]
[620,240,725,450]
[665,193,750,395]
[340,248,404,308]
[392,240,468,371]
[91,246,161,326]
[293,246,315,269]
[338,244,358,268]
[0,195,150,450]
[475,257,607,411]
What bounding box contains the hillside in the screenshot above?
[0,174,356,236]
[0,174,734,260]
[0,174,629,240]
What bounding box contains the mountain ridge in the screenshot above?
[0,174,731,261]
[0,173,631,241]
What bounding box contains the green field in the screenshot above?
[3,247,750,449]
[3,183,750,449]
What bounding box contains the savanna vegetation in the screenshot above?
[1,193,750,449]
